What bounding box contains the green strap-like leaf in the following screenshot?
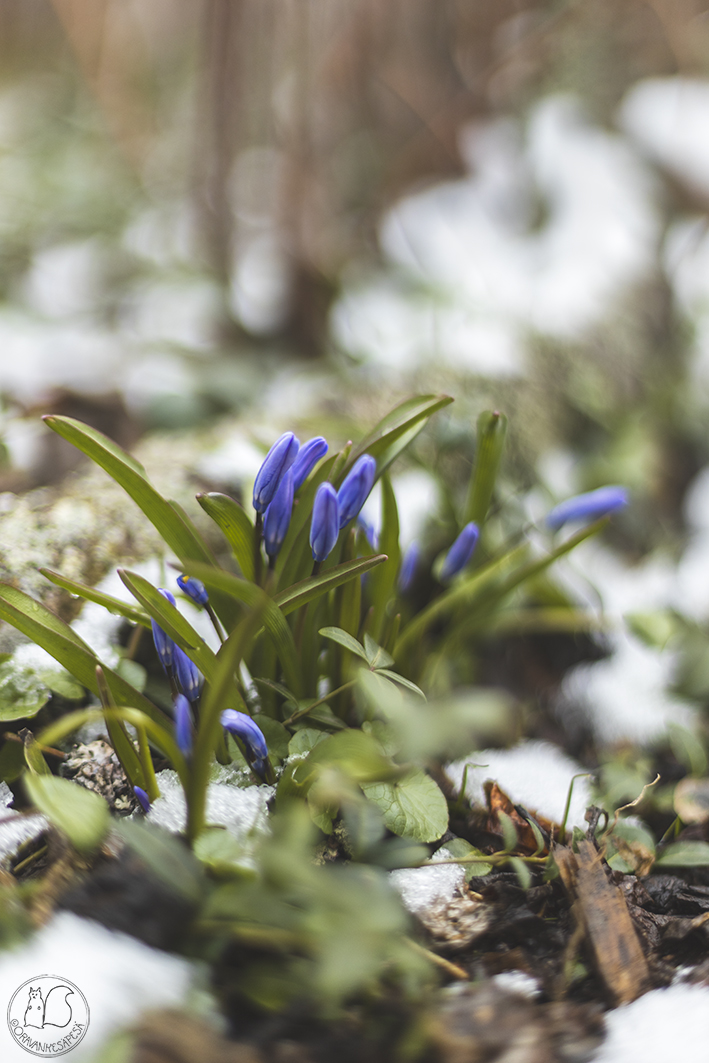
[41,568,151,628]
[178,563,302,698]
[464,410,508,526]
[0,584,170,727]
[395,519,606,657]
[273,554,387,616]
[367,474,400,642]
[43,415,216,566]
[188,608,264,841]
[349,394,453,477]
[38,706,189,790]
[118,569,217,678]
[197,493,255,581]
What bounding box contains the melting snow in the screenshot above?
[593,983,709,1063]
[147,769,272,845]
[332,95,659,375]
[390,847,465,915]
[445,740,591,828]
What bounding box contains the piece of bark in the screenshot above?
[556,840,649,1004]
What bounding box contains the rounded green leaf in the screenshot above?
[24,773,110,853]
[362,770,449,842]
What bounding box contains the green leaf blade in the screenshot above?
[24,773,110,853]
[43,415,215,566]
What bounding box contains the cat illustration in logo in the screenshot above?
[23,984,74,1030]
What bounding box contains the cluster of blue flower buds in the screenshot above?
[149,581,207,760]
[253,432,377,564]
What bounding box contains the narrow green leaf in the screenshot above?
[41,569,151,628]
[23,734,51,776]
[37,706,189,791]
[273,554,387,616]
[42,415,216,566]
[188,607,264,841]
[374,668,426,699]
[24,773,110,852]
[197,493,255,582]
[396,520,606,657]
[367,474,400,641]
[510,857,532,889]
[497,810,519,852]
[349,394,454,476]
[0,583,96,654]
[0,586,170,727]
[118,569,215,677]
[179,563,303,697]
[114,818,205,902]
[464,410,508,526]
[319,627,368,661]
[336,532,362,639]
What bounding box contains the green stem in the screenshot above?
[254,512,263,587]
[283,679,356,726]
[136,723,160,802]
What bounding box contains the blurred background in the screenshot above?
[4,1,709,762]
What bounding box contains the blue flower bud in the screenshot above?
[356,515,378,550]
[310,482,339,562]
[263,467,294,558]
[546,485,629,531]
[173,645,203,704]
[337,454,376,529]
[252,432,299,513]
[440,522,479,582]
[398,541,420,593]
[176,574,209,606]
[151,589,177,672]
[174,693,193,758]
[291,437,328,491]
[134,786,150,813]
[221,709,269,779]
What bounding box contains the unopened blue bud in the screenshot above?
[134,786,150,813]
[398,541,420,593]
[292,437,328,491]
[174,693,193,757]
[440,522,479,582]
[263,467,294,558]
[173,646,203,704]
[356,515,378,550]
[221,709,269,779]
[151,589,177,672]
[337,454,376,529]
[310,482,339,562]
[252,432,299,513]
[546,485,629,531]
[176,574,209,606]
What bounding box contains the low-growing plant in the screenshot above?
[0,394,626,1017]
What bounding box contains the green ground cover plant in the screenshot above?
[0,394,626,1026]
